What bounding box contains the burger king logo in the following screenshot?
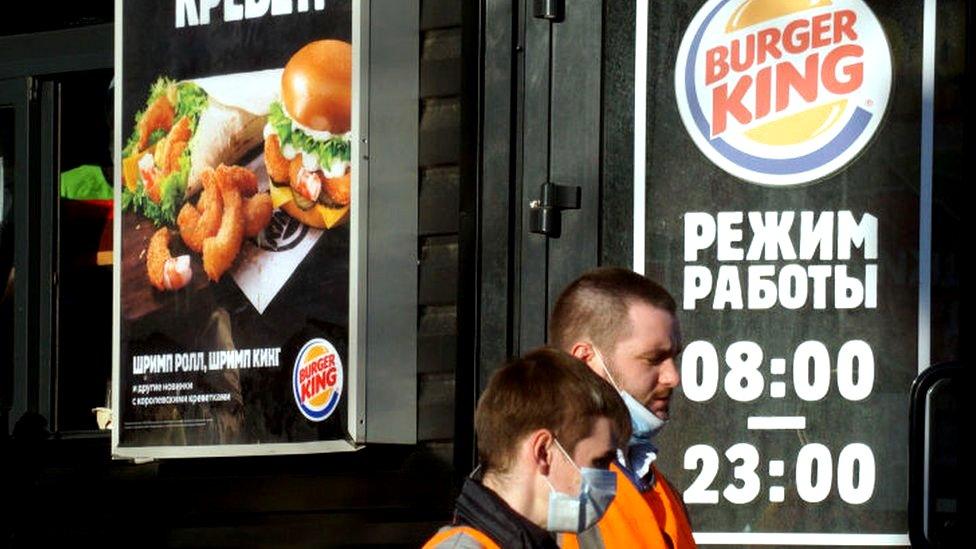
[675,0,891,185]
[292,338,343,422]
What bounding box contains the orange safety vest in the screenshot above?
[561,462,672,548]
[643,465,696,548]
[423,525,502,549]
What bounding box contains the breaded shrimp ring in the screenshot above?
[221,164,259,197]
[202,167,245,282]
[138,96,175,151]
[264,134,291,184]
[178,170,223,253]
[147,228,192,291]
[243,193,274,238]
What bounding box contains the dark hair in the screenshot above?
[475,347,631,473]
[549,267,677,352]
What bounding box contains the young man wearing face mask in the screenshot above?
[423,348,632,549]
[550,267,697,548]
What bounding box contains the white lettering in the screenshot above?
[685,212,716,262]
[176,0,200,28]
[837,211,878,260]
[864,264,877,309]
[834,265,864,309]
[132,354,174,375]
[684,266,712,310]
[807,265,832,309]
[778,264,808,310]
[245,0,270,18]
[271,0,293,15]
[176,0,326,27]
[684,263,879,311]
[199,0,221,25]
[295,0,324,11]
[713,265,744,310]
[747,265,777,309]
[717,211,744,261]
[800,211,834,260]
[224,0,244,21]
[747,211,796,261]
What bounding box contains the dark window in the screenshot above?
[48,69,115,433]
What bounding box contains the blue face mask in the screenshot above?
[544,439,617,533]
[591,346,667,481]
[591,346,668,442]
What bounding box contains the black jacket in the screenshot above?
[451,477,559,549]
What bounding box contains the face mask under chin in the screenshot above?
[590,345,668,441]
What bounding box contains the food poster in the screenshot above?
[113,0,358,457]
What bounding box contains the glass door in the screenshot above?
[0,78,33,437]
[598,0,971,544]
[39,70,115,435]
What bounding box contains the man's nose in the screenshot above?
[660,357,680,389]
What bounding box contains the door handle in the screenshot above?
[529,182,580,238]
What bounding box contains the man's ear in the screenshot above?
[527,429,554,476]
[571,342,607,381]
[569,341,594,363]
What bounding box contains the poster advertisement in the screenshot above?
[113,0,361,457]
[627,0,927,544]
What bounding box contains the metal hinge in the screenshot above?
[533,0,564,21]
[529,182,580,238]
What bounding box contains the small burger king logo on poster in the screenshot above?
[293,338,343,422]
[675,0,891,186]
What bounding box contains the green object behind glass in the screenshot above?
[60,165,113,200]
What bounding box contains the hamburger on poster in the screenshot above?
[265,39,352,229]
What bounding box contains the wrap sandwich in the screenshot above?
[121,70,282,225]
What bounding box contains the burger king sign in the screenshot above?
[675,0,891,186]
[293,338,344,422]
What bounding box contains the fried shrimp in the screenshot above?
[221,164,259,197]
[264,134,291,183]
[163,140,188,174]
[323,171,351,206]
[138,96,175,151]
[220,164,270,237]
[202,167,245,282]
[155,116,191,174]
[177,170,223,253]
[243,193,274,237]
[168,116,192,144]
[147,228,192,291]
[288,155,324,203]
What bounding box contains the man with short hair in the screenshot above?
[550,267,696,548]
[424,348,632,549]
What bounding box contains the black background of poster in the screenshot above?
[121,2,351,131]
[119,1,353,449]
[605,0,923,536]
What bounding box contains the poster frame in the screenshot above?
[111,0,378,459]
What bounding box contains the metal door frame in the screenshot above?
[0,77,35,436]
[463,1,605,476]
